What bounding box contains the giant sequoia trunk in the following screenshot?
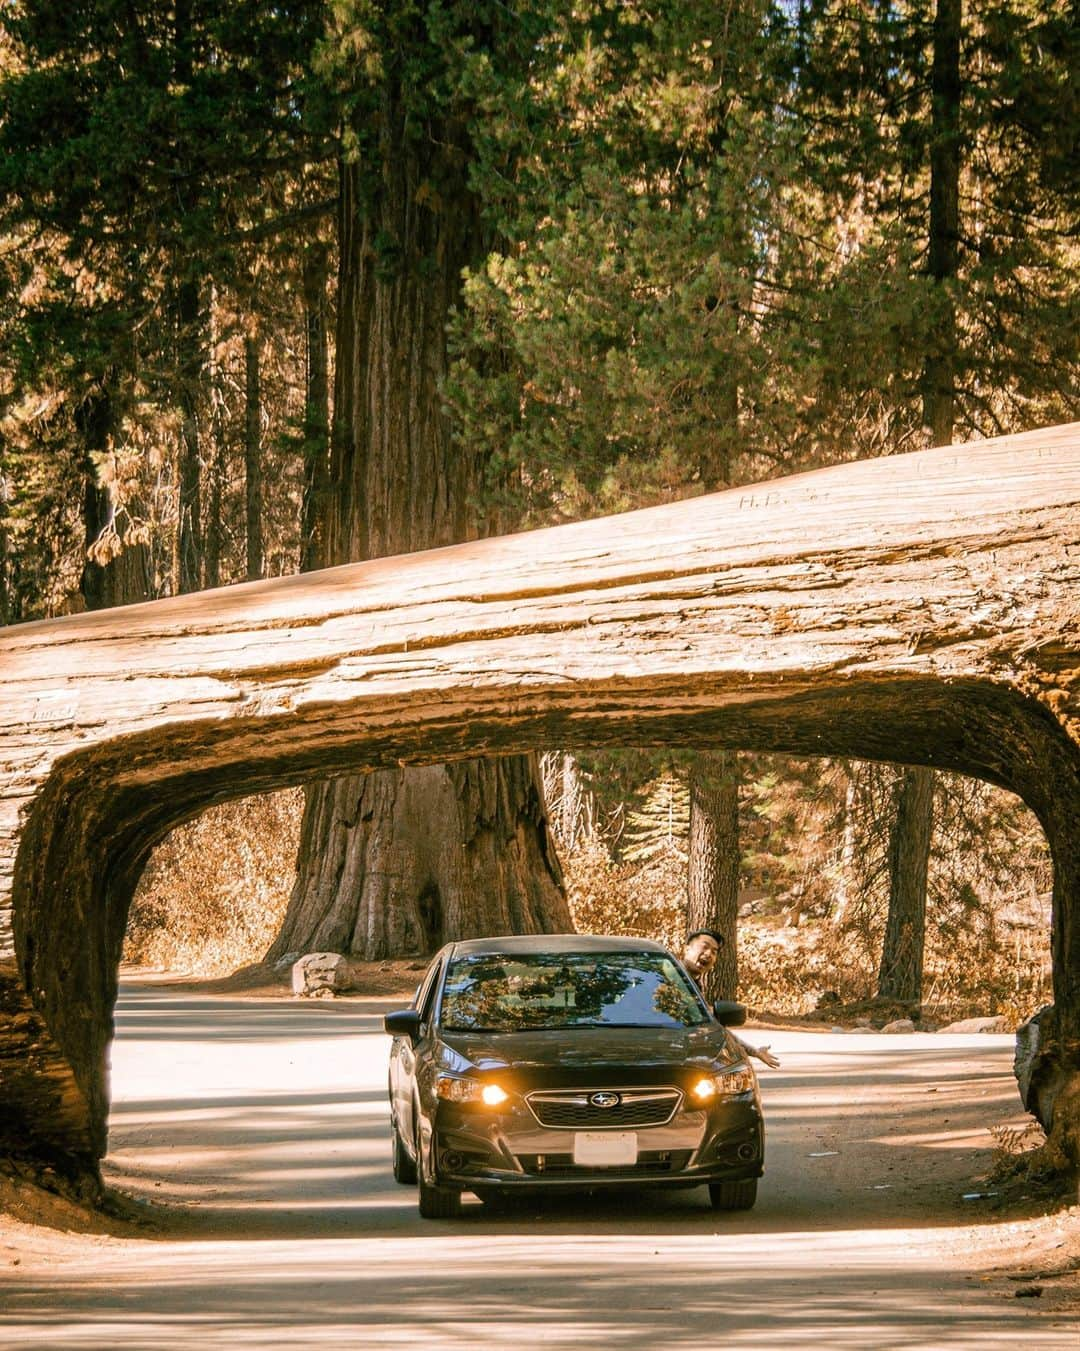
[274,84,569,961]
[272,759,565,960]
[686,752,741,1001]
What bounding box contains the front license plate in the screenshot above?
[573,1131,638,1166]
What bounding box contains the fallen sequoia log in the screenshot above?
[1,422,1078,1198]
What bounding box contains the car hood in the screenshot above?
[436,1022,739,1086]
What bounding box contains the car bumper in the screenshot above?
[428,1096,763,1192]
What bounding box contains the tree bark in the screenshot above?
[270,758,565,961]
[277,77,568,960]
[877,766,936,1003]
[686,752,741,1000]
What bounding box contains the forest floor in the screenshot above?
[1,971,1077,1347]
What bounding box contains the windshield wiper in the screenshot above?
[443,1023,592,1033]
[541,1020,677,1030]
[572,1021,686,1029]
[442,1020,694,1033]
[440,1025,515,1033]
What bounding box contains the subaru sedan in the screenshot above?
[384,934,764,1219]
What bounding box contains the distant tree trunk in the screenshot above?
[686,751,740,1000]
[921,0,962,446]
[244,330,263,581]
[0,469,10,625]
[204,402,225,591]
[172,0,202,597]
[877,766,935,1002]
[78,389,116,613]
[77,387,151,612]
[561,753,582,851]
[204,294,226,590]
[878,0,961,999]
[300,240,330,574]
[832,761,860,926]
[175,277,203,596]
[689,173,742,994]
[271,88,568,962]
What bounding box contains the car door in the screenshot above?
[390,950,446,1148]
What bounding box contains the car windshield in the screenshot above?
[439,950,708,1032]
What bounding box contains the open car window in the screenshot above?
[414,956,443,1023]
[439,951,708,1033]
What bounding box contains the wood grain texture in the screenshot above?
[1,421,1078,1190]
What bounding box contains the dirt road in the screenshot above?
[1,982,1076,1347]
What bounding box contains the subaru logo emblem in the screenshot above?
[590,1092,621,1109]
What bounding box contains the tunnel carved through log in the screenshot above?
[0,422,1078,1197]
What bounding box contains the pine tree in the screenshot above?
[0,0,335,608]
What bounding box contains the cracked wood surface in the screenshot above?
[0,421,1078,1188]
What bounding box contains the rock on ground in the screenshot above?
[291,952,364,997]
[940,1015,1010,1033]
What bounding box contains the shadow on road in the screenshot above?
[102,984,1034,1244]
[0,983,1062,1350]
[3,1239,1045,1351]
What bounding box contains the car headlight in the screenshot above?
[435,1075,509,1106]
[691,1065,756,1100]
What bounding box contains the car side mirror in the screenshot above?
[712,1000,747,1027]
[384,1008,422,1041]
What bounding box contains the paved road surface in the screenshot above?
[0,984,1074,1348]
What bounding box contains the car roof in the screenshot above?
[448,933,671,958]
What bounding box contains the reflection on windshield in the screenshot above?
[440,951,707,1032]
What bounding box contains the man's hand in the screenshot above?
[751,1044,780,1069]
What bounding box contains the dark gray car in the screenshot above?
[384,934,765,1219]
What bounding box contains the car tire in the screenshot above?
[418,1172,463,1219]
[392,1118,417,1185]
[708,1178,758,1211]
[415,1121,462,1219]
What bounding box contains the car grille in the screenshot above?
[526,1087,682,1129]
[516,1149,694,1177]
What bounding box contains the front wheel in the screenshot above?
[708,1178,758,1211]
[391,1118,417,1185]
[418,1172,463,1219]
[415,1120,462,1219]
